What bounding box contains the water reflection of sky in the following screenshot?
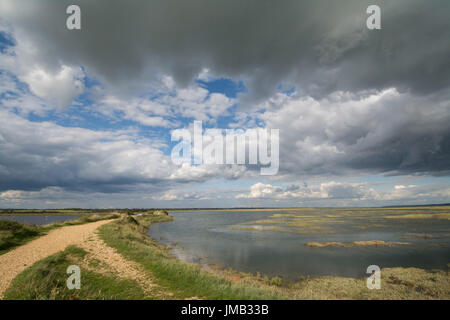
[148,210,450,280]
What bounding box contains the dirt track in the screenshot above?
[0,219,114,298]
[78,229,168,298]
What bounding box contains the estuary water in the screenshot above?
[147,210,450,280]
[0,214,81,225]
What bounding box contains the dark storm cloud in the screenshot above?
[263,88,450,177]
[3,0,450,102]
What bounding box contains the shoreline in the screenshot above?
[148,214,450,283]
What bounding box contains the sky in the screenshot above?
[0,0,449,208]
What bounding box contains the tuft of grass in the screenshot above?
[263,276,284,287]
[3,245,146,300]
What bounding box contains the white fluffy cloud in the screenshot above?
[169,163,248,183]
[236,181,379,201]
[236,183,282,199]
[0,71,47,115]
[153,189,210,201]
[0,27,85,110]
[236,181,450,206]
[95,76,235,127]
[21,65,84,109]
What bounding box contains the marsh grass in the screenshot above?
[233,206,450,237]
[386,213,450,220]
[230,224,334,234]
[230,225,291,233]
[305,240,410,248]
[288,267,450,299]
[401,233,433,239]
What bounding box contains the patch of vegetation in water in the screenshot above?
[230,224,334,234]
[231,206,450,236]
[230,225,292,232]
[401,233,433,239]
[305,240,410,248]
[385,213,450,220]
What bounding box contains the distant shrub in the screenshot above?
[262,275,283,287]
[153,210,169,216]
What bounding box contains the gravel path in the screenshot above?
[0,219,114,298]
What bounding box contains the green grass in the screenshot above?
[99,215,289,299]
[0,213,120,255]
[288,267,450,299]
[3,246,146,300]
[0,220,41,254]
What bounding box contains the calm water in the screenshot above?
[0,215,81,225]
[148,210,450,280]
